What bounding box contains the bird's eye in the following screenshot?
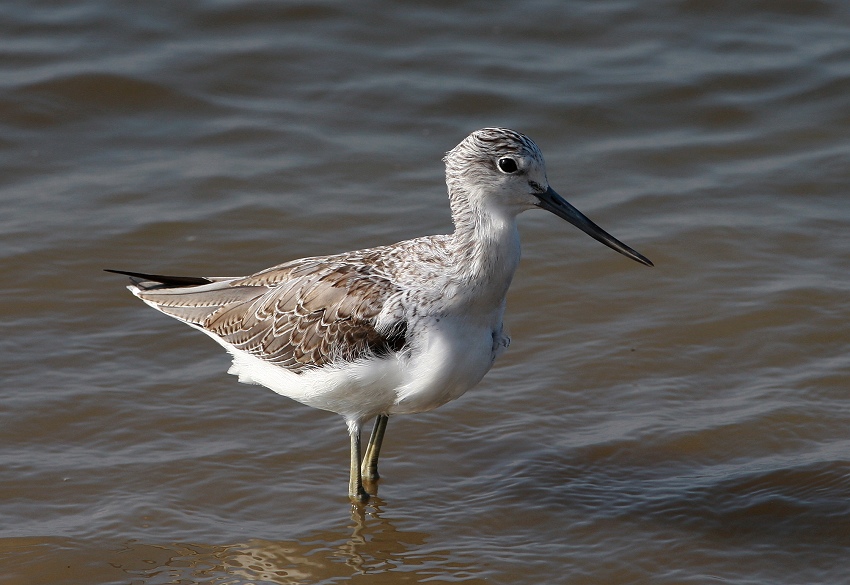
[497,157,518,174]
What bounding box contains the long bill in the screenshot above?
[535,186,653,267]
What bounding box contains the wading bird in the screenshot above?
[108,127,652,501]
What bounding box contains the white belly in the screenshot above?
[191,311,502,424]
[388,316,498,415]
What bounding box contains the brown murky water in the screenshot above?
[2,1,849,583]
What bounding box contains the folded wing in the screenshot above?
[117,260,407,373]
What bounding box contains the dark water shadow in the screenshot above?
[511,445,850,549]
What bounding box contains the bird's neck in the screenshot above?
[446,187,522,306]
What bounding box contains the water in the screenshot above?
[2,1,849,583]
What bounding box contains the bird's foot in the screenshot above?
[349,486,371,503]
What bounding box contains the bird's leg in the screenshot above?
[348,421,369,502]
[361,414,388,482]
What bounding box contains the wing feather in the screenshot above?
[130,259,407,374]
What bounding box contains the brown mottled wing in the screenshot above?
[132,260,406,373]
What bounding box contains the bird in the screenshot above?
[107,127,652,502]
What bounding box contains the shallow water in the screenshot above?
[2,1,849,583]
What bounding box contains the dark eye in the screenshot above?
[497,157,518,174]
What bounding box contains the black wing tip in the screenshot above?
[104,269,213,288]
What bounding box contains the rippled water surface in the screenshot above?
[2,1,849,583]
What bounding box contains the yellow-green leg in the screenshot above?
[361,414,388,481]
[348,423,369,502]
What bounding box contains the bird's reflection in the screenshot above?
[335,496,429,574]
[115,500,482,584]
